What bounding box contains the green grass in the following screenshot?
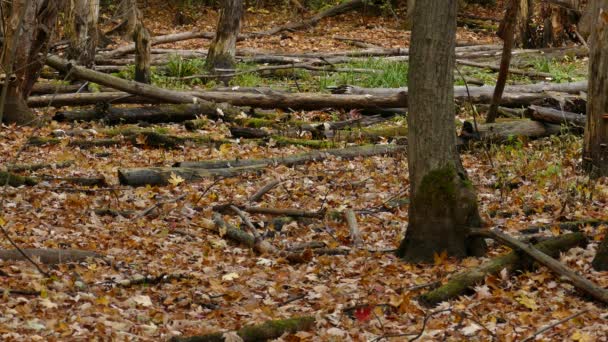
[530,57,587,83]
[315,58,409,90]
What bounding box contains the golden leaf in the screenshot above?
[168,172,185,186]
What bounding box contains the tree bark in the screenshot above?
[133,23,151,84]
[404,0,415,30]
[397,0,485,263]
[67,0,100,67]
[0,0,60,125]
[525,104,585,127]
[592,236,608,271]
[583,0,608,177]
[206,0,244,79]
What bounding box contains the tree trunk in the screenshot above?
[133,23,151,84]
[67,0,100,67]
[592,236,608,271]
[404,0,415,30]
[397,0,485,263]
[514,0,535,47]
[0,0,59,125]
[486,0,521,123]
[206,0,244,79]
[583,0,608,177]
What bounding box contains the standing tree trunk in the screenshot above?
[583,0,608,177]
[513,0,535,47]
[397,0,486,263]
[486,0,521,123]
[205,0,244,79]
[133,23,151,84]
[0,0,60,125]
[67,0,100,67]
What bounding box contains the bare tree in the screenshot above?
[206,0,244,79]
[397,0,486,262]
[0,0,61,125]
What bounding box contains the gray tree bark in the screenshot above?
[397,0,485,262]
[67,0,100,67]
[583,0,608,177]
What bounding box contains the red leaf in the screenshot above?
[354,306,373,322]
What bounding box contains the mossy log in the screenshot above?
[176,144,405,169]
[230,124,408,143]
[419,232,587,306]
[170,316,315,342]
[27,137,121,149]
[0,171,39,186]
[4,160,74,173]
[53,103,243,124]
[121,144,405,186]
[0,248,103,264]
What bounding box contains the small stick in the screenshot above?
[0,226,49,277]
[522,309,589,342]
[230,205,260,239]
[249,179,280,203]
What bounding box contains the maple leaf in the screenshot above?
[516,294,538,311]
[434,250,448,265]
[223,332,244,342]
[353,305,373,322]
[222,272,239,281]
[168,173,185,186]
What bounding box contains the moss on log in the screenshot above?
[0,171,39,186]
[419,233,587,306]
[170,316,315,342]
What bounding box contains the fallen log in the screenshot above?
[525,105,586,127]
[244,0,366,40]
[121,144,405,186]
[28,92,161,108]
[53,103,243,124]
[175,144,405,169]
[419,233,587,306]
[0,171,39,187]
[3,160,74,173]
[102,30,215,58]
[169,316,315,342]
[459,119,564,145]
[456,59,553,79]
[45,55,209,106]
[0,248,103,264]
[472,228,608,304]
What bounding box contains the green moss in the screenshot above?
[237,118,275,128]
[272,137,335,149]
[27,137,60,146]
[417,166,458,204]
[0,171,38,186]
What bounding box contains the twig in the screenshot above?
[344,208,363,246]
[230,205,260,239]
[409,309,452,341]
[279,294,305,306]
[522,309,589,342]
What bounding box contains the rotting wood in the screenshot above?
[0,248,103,265]
[419,233,587,306]
[344,209,363,246]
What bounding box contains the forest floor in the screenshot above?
[0,1,607,341]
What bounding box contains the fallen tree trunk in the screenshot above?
[472,228,608,304]
[0,248,103,264]
[53,103,243,123]
[456,59,553,79]
[459,119,564,145]
[419,233,587,306]
[120,144,405,186]
[102,30,215,58]
[46,55,198,103]
[28,92,161,108]
[170,315,315,342]
[525,104,586,127]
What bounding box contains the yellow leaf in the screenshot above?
[516,294,538,311]
[222,272,239,281]
[571,330,593,342]
[0,216,5,226]
[550,225,561,236]
[96,296,109,306]
[168,173,185,186]
[434,250,448,265]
